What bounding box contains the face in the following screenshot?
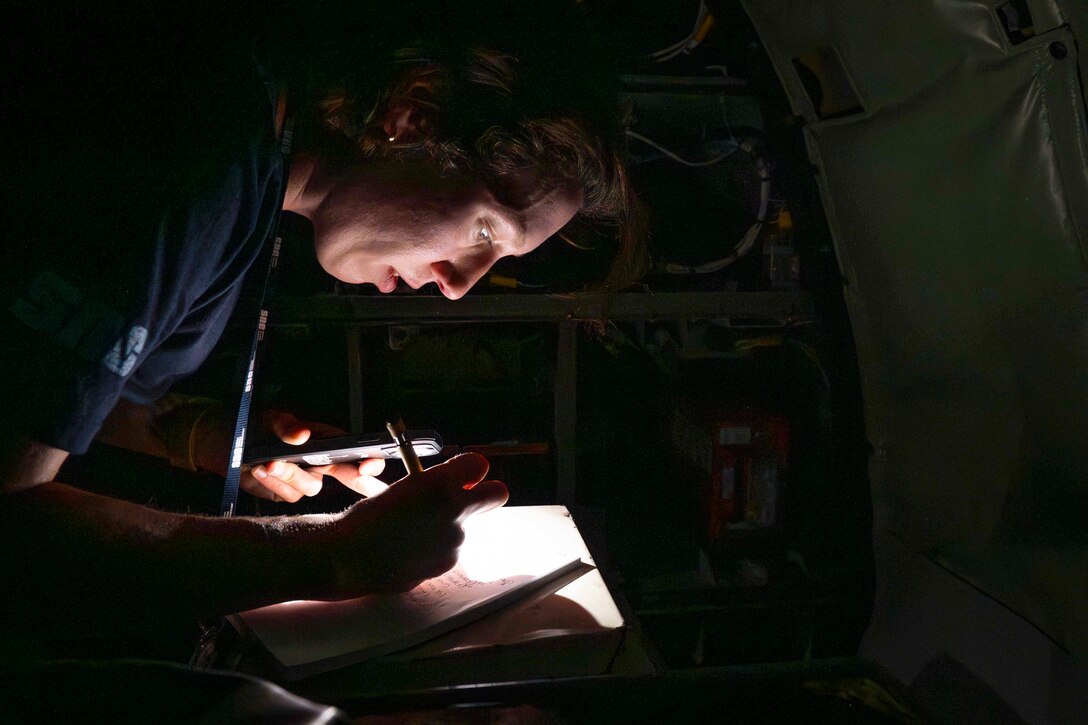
[310,161,582,300]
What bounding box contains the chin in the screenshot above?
[315,245,368,286]
[323,261,368,286]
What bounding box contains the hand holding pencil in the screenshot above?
[322,423,508,597]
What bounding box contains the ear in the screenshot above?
[382,98,421,143]
[381,75,438,144]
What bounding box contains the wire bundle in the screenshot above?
[648,1,715,63]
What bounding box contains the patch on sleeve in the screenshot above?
[101,324,148,376]
[11,270,146,378]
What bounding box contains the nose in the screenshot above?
[429,259,493,300]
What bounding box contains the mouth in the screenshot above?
[376,268,440,294]
[377,268,399,293]
[397,274,426,291]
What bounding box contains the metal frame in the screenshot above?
[286,291,815,502]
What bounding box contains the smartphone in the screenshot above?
[243,430,444,467]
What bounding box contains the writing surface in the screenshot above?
[232,506,586,679]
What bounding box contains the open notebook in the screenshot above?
[231,506,587,679]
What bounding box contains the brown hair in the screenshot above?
[314,47,649,290]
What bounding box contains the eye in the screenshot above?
[474,224,493,247]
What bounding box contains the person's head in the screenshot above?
[287,2,648,298]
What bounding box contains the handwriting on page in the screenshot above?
[403,567,515,611]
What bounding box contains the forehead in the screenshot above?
[485,171,583,249]
[514,181,583,250]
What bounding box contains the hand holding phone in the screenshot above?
[243,430,443,467]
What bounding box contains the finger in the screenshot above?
[383,578,425,594]
[306,458,383,481]
[359,458,385,477]
[396,546,462,587]
[311,463,387,496]
[309,462,368,485]
[401,452,487,490]
[249,466,304,503]
[269,460,324,497]
[339,475,390,497]
[426,549,462,580]
[312,462,390,497]
[306,463,348,478]
[240,473,278,501]
[455,479,509,522]
[268,411,311,446]
[254,460,323,498]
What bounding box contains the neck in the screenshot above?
[282,152,324,220]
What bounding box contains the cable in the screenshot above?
[706,64,740,146]
[486,273,548,290]
[664,138,772,274]
[649,1,714,63]
[626,129,738,168]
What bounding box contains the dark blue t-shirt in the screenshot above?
[2,9,284,454]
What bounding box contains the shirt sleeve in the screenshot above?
[1,12,283,454]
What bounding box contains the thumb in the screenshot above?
[456,479,509,522]
[416,452,490,490]
[268,410,310,445]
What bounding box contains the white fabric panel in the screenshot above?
[743,0,1088,676]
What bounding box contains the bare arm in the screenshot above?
[97,397,387,501]
[0,436,338,638]
[0,435,506,641]
[95,398,174,462]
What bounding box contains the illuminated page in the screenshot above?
[233,506,584,678]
